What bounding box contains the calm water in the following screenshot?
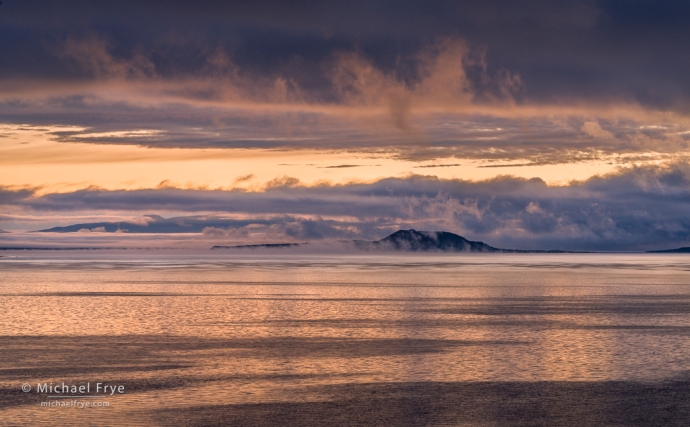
[1,252,689,426]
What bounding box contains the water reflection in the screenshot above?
[1,253,689,425]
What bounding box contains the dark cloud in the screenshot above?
[1,0,689,110]
[4,163,690,251]
[0,2,688,163]
[36,214,365,241]
[0,187,33,204]
[478,163,534,168]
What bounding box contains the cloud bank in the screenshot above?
[2,163,690,251]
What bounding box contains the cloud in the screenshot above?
[318,164,371,168]
[0,2,687,114]
[3,162,690,251]
[0,187,34,204]
[1,28,689,165]
[264,176,301,189]
[56,35,156,80]
[2,1,689,111]
[414,164,461,168]
[477,163,533,168]
[581,121,615,140]
[37,214,375,244]
[233,174,255,183]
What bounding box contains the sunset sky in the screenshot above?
[2,0,690,250]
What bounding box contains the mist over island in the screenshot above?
[211,230,580,253]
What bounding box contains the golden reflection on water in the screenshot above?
[1,253,690,425]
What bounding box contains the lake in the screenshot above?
[1,252,689,426]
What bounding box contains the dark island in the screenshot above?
[352,229,500,252]
[212,243,304,250]
[352,230,574,253]
[647,247,690,253]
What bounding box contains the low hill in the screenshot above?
[212,243,303,250]
[647,247,690,253]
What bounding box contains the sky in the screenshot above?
[1,0,690,250]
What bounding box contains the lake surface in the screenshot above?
[1,252,689,426]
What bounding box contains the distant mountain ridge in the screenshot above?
[647,247,690,253]
[37,215,223,233]
[212,243,303,250]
